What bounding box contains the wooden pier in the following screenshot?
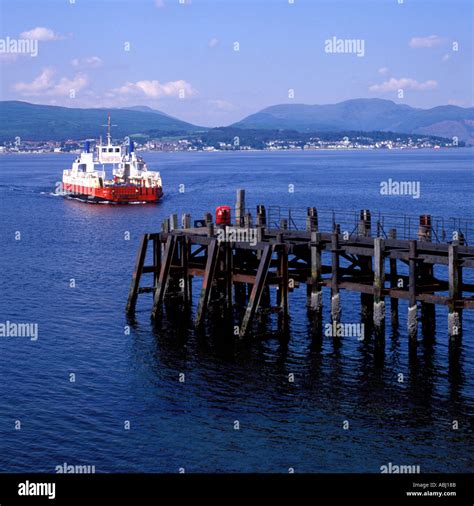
[126,190,474,342]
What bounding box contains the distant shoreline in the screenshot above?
[1,146,471,156]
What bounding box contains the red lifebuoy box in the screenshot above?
[216,205,231,226]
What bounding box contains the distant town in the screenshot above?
[0,131,464,154]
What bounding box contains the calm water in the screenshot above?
[0,149,473,473]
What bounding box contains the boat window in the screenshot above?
[102,147,107,152]
[115,148,120,153]
[108,148,114,152]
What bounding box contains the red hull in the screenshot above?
[63,183,163,203]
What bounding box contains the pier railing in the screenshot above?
[266,206,474,245]
[127,190,474,344]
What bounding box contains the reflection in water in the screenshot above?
[130,285,473,472]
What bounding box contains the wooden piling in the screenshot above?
[244,212,252,228]
[279,244,289,325]
[240,244,273,337]
[419,215,436,337]
[418,214,432,242]
[256,205,266,227]
[195,239,220,328]
[331,231,341,324]
[306,207,318,232]
[308,231,322,312]
[358,210,373,321]
[235,189,245,227]
[181,213,191,229]
[181,236,190,303]
[373,237,385,334]
[224,241,233,311]
[153,234,161,291]
[408,240,418,342]
[151,235,177,320]
[358,209,371,237]
[126,234,149,314]
[448,244,461,340]
[170,213,178,231]
[388,229,399,330]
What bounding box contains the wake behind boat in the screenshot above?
[61,113,163,204]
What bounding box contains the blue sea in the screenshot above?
[0,149,473,473]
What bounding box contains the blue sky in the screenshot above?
[0,0,472,126]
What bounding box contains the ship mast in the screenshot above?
[107,112,111,144]
[102,112,117,145]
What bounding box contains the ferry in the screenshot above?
[61,114,163,204]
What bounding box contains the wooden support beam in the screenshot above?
[151,235,177,320]
[194,239,220,328]
[126,234,149,315]
[419,218,436,338]
[306,207,318,232]
[235,189,245,227]
[181,236,190,303]
[153,234,162,292]
[170,213,178,231]
[308,231,322,312]
[279,245,289,318]
[448,244,462,340]
[408,240,418,342]
[388,229,399,329]
[331,231,341,323]
[225,241,233,310]
[181,213,191,229]
[373,237,385,334]
[239,245,273,338]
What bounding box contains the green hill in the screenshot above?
[0,101,203,141]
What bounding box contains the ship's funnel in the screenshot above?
[83,140,90,153]
[129,139,134,154]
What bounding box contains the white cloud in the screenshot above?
[13,67,88,96]
[20,27,63,41]
[208,37,219,48]
[208,99,235,111]
[409,35,444,48]
[14,68,54,93]
[369,77,437,92]
[71,56,102,68]
[377,67,389,76]
[112,79,197,99]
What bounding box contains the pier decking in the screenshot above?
[126,190,474,341]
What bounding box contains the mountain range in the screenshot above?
[232,99,474,144]
[0,99,473,144]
